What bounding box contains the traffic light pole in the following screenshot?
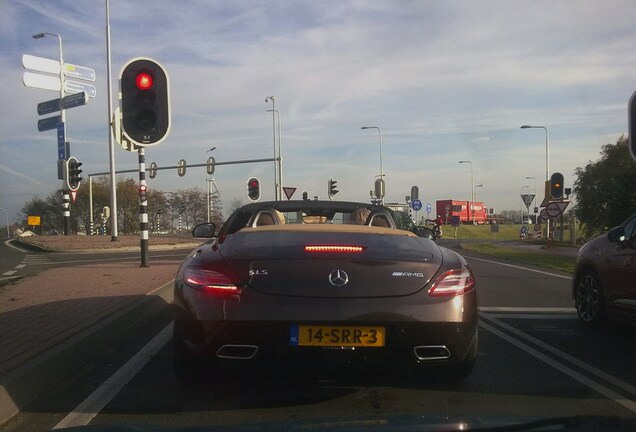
[138,148,149,267]
[62,191,70,235]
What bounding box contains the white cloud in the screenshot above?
[1,0,635,221]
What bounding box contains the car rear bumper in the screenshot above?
[174,318,477,368]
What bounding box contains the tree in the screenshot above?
[20,194,61,234]
[573,136,636,239]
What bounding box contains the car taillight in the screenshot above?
[304,245,365,253]
[428,269,475,297]
[184,267,241,294]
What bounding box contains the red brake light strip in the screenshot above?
[304,245,365,253]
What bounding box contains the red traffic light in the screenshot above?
[136,72,153,90]
[247,177,260,201]
[119,58,171,147]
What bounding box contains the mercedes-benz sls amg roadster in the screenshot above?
[173,201,478,382]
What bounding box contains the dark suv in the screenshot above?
[573,213,636,324]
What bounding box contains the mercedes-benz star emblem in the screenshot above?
[328,269,349,286]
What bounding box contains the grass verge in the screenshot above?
[460,243,576,274]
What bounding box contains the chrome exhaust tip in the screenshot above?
[413,345,451,361]
[216,344,259,360]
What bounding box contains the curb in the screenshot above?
[0,279,174,427]
[11,238,201,254]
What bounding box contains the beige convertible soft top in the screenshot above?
[241,223,416,236]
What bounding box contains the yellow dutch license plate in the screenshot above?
[291,325,385,347]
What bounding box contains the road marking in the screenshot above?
[480,307,575,314]
[2,270,16,276]
[480,315,636,414]
[53,322,173,430]
[466,256,572,280]
[15,264,26,269]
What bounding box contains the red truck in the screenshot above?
[436,200,488,224]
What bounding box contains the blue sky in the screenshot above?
[2,0,635,223]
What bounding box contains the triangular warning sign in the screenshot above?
[283,187,297,200]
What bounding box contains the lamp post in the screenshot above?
[361,126,384,204]
[475,183,483,202]
[525,175,536,212]
[459,160,474,224]
[265,96,278,200]
[267,108,282,201]
[206,147,216,223]
[520,185,530,224]
[0,207,9,237]
[32,33,64,125]
[520,125,549,182]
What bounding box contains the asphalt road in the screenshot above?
[1,240,193,284]
[2,249,635,432]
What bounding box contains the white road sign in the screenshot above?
[64,63,96,82]
[22,54,60,74]
[23,71,61,92]
[64,80,96,98]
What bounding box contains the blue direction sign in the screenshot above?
[38,115,61,132]
[411,199,422,211]
[37,98,61,116]
[38,92,87,116]
[62,92,87,109]
[57,122,66,160]
[426,203,432,213]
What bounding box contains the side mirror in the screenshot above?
[607,225,626,243]
[192,223,216,238]
[415,226,437,241]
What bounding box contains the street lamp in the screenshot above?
[525,176,536,209]
[265,96,278,200]
[475,183,483,202]
[267,108,282,201]
[361,126,384,204]
[33,32,65,125]
[206,147,216,223]
[520,125,549,182]
[520,185,530,224]
[459,160,475,224]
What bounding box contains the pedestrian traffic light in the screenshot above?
[119,58,170,147]
[65,156,83,192]
[328,178,339,198]
[550,172,564,200]
[247,177,260,201]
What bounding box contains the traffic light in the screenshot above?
[65,156,83,192]
[550,172,564,200]
[302,190,308,200]
[139,184,147,203]
[247,177,260,201]
[119,58,170,147]
[328,178,339,198]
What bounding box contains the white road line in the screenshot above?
[466,256,572,280]
[15,264,26,269]
[2,270,16,276]
[53,322,173,430]
[479,307,575,314]
[480,317,636,414]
